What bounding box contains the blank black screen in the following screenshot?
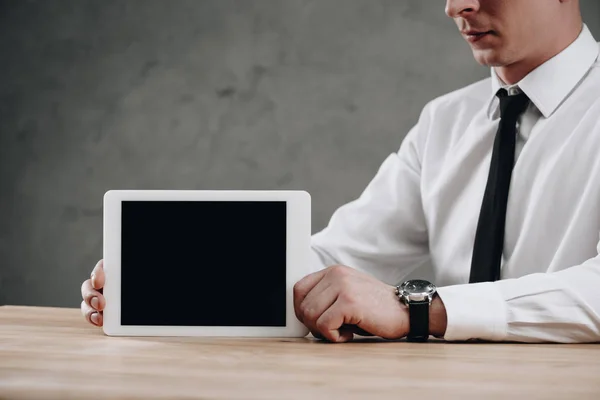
[120,201,287,326]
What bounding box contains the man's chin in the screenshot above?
[471,48,505,67]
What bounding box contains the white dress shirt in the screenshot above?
[310,24,600,343]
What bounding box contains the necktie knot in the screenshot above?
[497,89,529,120]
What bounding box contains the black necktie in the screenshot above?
[469,89,530,283]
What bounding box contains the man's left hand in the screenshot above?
[293,265,409,343]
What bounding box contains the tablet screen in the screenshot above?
[120,201,287,327]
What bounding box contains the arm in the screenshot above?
[434,253,600,342]
[310,108,432,284]
[306,98,600,343]
[295,105,438,341]
[309,230,600,343]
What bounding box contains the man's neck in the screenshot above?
[495,22,583,85]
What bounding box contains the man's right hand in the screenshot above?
[80,259,106,327]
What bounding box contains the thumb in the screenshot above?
[91,259,105,289]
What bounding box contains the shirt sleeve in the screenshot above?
[437,250,600,342]
[309,105,432,285]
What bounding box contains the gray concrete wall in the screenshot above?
[1,0,599,307]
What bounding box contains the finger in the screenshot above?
[298,283,338,334]
[300,277,334,312]
[81,300,103,327]
[91,259,105,290]
[81,279,106,311]
[315,301,354,343]
[293,269,328,322]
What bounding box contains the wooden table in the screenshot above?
[1,306,600,399]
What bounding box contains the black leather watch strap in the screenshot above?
[407,300,429,342]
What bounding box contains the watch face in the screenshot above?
[402,279,436,295]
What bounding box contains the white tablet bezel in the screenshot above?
[102,190,311,337]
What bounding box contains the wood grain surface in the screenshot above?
[1,305,600,399]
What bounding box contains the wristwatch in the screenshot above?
[396,279,437,342]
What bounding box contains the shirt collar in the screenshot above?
[487,24,600,120]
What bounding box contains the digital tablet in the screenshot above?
[102,190,311,337]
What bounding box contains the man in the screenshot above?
[81,0,600,343]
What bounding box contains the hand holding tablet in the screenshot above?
[82,190,311,337]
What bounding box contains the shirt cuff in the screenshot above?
[436,282,509,341]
